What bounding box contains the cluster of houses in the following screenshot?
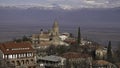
[0,21,118,68]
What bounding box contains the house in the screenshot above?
[0,42,36,68]
[59,32,70,41]
[61,52,92,68]
[81,38,92,46]
[92,60,117,68]
[95,48,107,60]
[37,55,66,68]
[64,38,76,45]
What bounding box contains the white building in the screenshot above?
[81,38,92,45]
[37,55,66,68]
[95,48,107,59]
[0,42,36,68]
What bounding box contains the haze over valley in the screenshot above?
[0,6,120,47]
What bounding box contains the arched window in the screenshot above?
[31,59,34,63]
[16,60,21,66]
[26,60,29,64]
[21,60,24,64]
[11,61,15,64]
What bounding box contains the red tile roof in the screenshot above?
[0,42,34,54]
[64,38,76,45]
[93,60,111,65]
[62,52,91,59]
[32,32,50,38]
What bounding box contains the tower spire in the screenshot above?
[52,20,59,36]
[53,20,58,28]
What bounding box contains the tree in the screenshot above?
[22,35,31,42]
[107,41,112,62]
[113,42,120,62]
[77,27,81,45]
[55,45,68,55]
[13,35,31,43]
[22,35,28,41]
[13,38,22,43]
[69,33,74,38]
[46,45,56,55]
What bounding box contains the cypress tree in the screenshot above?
[77,27,81,45]
[107,41,112,62]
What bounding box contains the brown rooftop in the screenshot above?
[93,60,111,65]
[38,41,51,46]
[62,52,91,59]
[0,42,34,54]
[32,33,50,38]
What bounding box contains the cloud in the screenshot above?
[0,0,120,9]
[85,0,96,4]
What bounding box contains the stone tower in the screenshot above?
[52,20,59,36]
[51,20,60,45]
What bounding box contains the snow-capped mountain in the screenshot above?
[0,0,120,10]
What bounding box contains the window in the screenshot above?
[4,55,8,59]
[8,54,12,59]
[12,54,15,59]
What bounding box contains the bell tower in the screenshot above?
[52,20,59,36]
[50,20,61,45]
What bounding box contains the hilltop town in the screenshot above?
[0,21,120,68]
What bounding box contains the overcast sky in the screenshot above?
[0,0,120,9]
